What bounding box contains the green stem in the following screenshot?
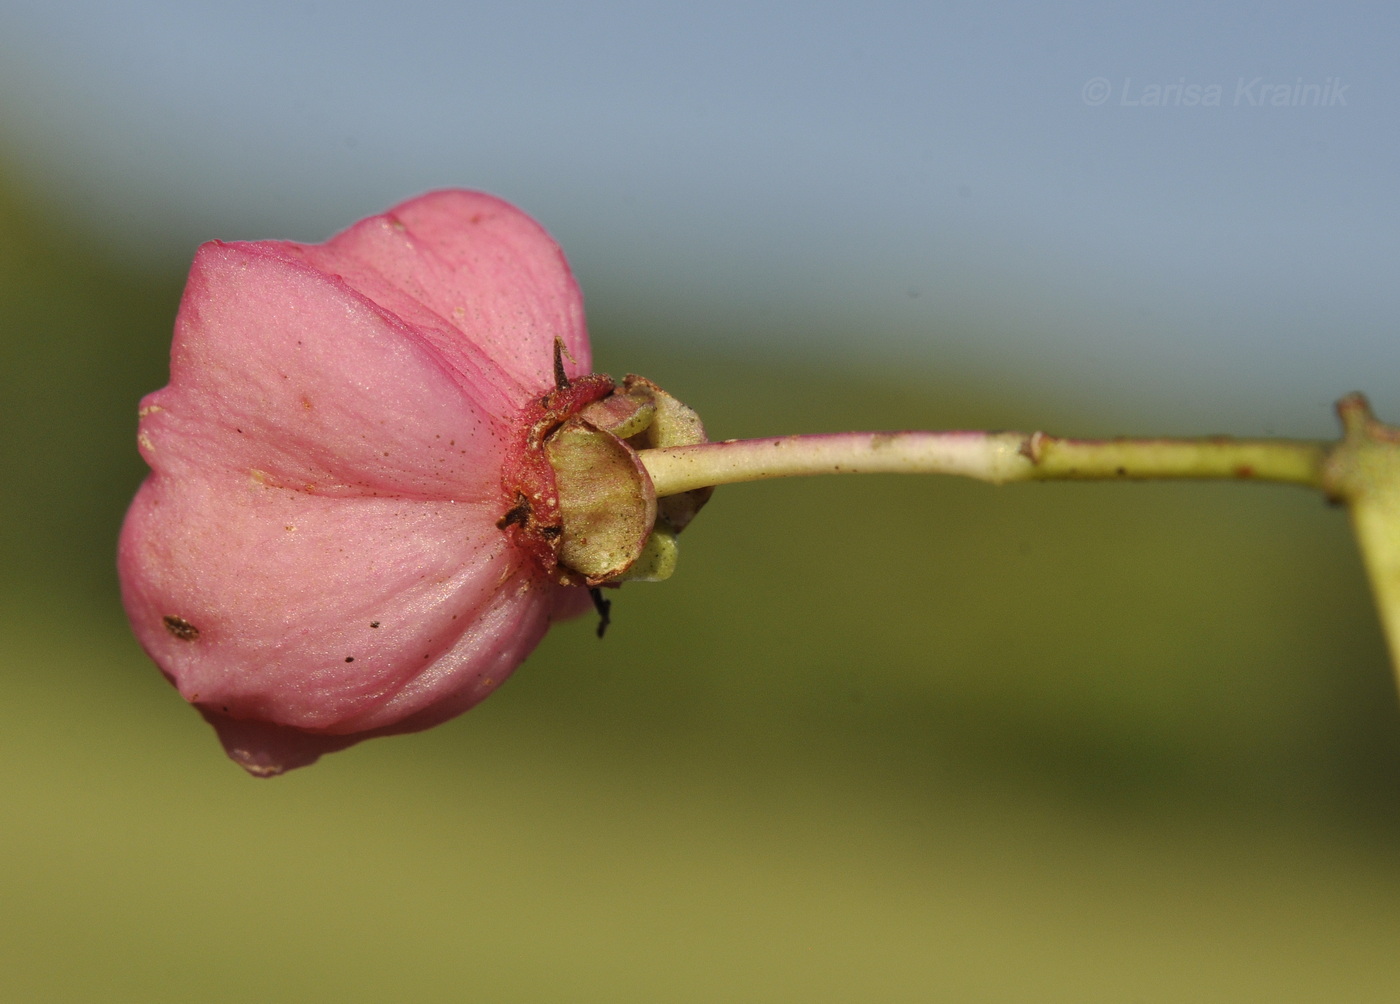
[638,429,1330,498]
[635,395,1400,697]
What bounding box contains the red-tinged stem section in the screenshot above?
[637,429,1331,498]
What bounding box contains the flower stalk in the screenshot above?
[638,429,1330,498]
[637,394,1400,697]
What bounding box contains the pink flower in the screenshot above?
[118,190,603,776]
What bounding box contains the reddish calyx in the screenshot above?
[500,345,714,588]
[497,370,616,576]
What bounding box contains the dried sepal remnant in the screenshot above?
[546,417,657,584]
[534,373,712,587]
[577,384,657,439]
[621,374,713,533]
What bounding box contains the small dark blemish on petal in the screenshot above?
[163,615,200,641]
[345,656,354,663]
[370,621,380,628]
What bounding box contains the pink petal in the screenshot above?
[120,477,547,731]
[141,240,508,501]
[289,189,592,413]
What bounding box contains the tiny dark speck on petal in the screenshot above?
[345,656,355,663]
[370,621,380,628]
[163,615,200,641]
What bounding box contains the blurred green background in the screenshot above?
[5,159,1400,1002]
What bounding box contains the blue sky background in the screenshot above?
[1,1,1396,433]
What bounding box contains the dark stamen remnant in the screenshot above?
[589,587,612,639]
[496,491,532,530]
[163,615,200,641]
[552,337,571,391]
